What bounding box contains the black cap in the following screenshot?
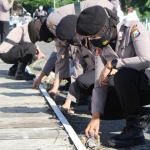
[56,15,77,40]
[28,17,55,43]
[76,6,107,36]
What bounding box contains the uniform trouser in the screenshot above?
[76,69,125,119]
[77,68,150,120]
[0,21,9,44]
[66,70,95,103]
[0,42,37,64]
[76,70,95,95]
[114,68,150,117]
[52,67,71,83]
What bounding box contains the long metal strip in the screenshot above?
[26,66,86,150]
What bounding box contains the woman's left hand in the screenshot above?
[99,61,113,86]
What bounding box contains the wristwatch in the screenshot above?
[111,59,118,69]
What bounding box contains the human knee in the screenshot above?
[20,54,33,64]
[28,43,37,53]
[114,68,132,87]
[76,75,84,89]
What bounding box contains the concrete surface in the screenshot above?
[37,41,150,150]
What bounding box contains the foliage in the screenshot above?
[16,0,83,14]
[120,0,150,18]
[15,0,150,18]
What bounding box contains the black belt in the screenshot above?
[4,38,17,46]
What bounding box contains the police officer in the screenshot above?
[76,5,150,148]
[0,22,45,80]
[28,0,118,111]
[59,38,96,113]
[34,4,47,19]
[0,0,14,44]
[32,38,96,113]
[44,0,118,97]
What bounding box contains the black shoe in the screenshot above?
[140,107,150,132]
[108,115,145,148]
[15,72,36,80]
[7,63,18,76]
[15,62,35,80]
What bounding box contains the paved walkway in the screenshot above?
[0,60,75,150]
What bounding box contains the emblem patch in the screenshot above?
[49,22,57,30]
[95,48,101,56]
[73,42,78,46]
[131,25,140,38]
[47,38,52,42]
[102,40,109,45]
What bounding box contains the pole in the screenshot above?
[54,0,55,9]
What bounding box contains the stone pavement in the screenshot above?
[36,41,150,150]
[0,59,75,150]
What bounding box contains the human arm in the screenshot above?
[35,44,46,59]
[32,72,46,89]
[109,0,119,9]
[85,54,108,138]
[33,51,57,88]
[42,50,57,75]
[115,22,150,71]
[54,39,70,79]
[0,26,23,53]
[2,0,14,11]
[85,112,100,139]
[48,40,70,97]
[48,77,62,97]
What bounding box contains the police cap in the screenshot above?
[56,15,77,40]
[76,6,107,36]
[28,17,55,43]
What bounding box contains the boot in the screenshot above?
[7,63,18,76]
[15,62,36,80]
[140,107,150,132]
[108,115,145,148]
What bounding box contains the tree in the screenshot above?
[120,0,150,18]
[17,0,83,15]
[16,0,150,18]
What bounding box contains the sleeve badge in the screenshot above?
[49,22,57,30]
[131,25,140,38]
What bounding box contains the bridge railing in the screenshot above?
[140,17,150,33]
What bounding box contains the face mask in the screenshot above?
[39,7,43,10]
[90,35,110,48]
[67,34,81,46]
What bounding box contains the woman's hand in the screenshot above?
[32,72,45,89]
[85,112,100,139]
[99,66,111,86]
[32,77,41,89]
[99,61,113,86]
[48,88,58,98]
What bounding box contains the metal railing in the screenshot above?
[140,17,150,32]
